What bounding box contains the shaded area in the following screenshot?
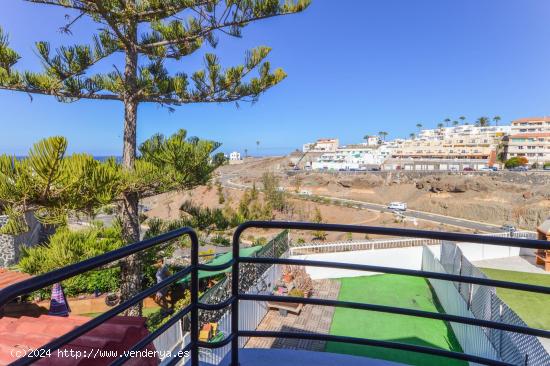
[479,267,550,330]
[326,274,466,366]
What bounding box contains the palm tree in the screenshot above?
[378,131,388,141]
[416,123,423,132]
[444,118,451,127]
[493,116,501,126]
[453,120,459,127]
[459,116,466,125]
[437,123,444,130]
[256,140,260,155]
[244,148,248,158]
[476,117,490,127]
[409,133,416,140]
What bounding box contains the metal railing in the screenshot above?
[1,221,549,366]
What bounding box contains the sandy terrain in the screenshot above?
[142,172,475,243]
[223,158,550,231]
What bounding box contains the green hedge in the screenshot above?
[18,223,123,297]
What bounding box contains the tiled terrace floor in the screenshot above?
[244,279,340,352]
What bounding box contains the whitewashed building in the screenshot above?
[312,145,386,170]
[391,125,510,169]
[363,135,381,146]
[229,151,241,161]
[302,138,339,153]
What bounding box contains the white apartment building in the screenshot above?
[417,125,511,141]
[507,117,550,166]
[312,145,385,170]
[229,151,241,161]
[392,125,509,168]
[363,135,381,146]
[302,138,339,153]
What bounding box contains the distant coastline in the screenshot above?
[14,156,122,162]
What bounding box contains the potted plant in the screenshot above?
[282,266,294,283]
[288,288,304,298]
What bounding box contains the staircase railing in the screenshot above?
[1,221,549,366]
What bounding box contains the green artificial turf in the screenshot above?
[326,274,466,366]
[479,268,550,330]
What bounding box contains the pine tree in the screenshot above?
[0,131,223,313]
[0,0,310,315]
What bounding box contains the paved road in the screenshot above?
[219,173,503,233]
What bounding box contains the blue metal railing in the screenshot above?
[1,221,549,366]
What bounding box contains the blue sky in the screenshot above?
[2,0,550,156]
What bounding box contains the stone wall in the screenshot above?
[0,212,43,267]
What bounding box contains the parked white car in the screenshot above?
[387,202,407,211]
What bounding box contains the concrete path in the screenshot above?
[472,255,549,274]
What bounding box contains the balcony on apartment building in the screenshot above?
[0,221,549,366]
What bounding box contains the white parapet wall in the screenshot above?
[290,245,441,279]
[289,231,536,280]
[455,242,521,261]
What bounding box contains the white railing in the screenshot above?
[289,231,535,256]
[290,237,439,255]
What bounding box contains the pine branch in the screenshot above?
[0,84,121,101]
[24,0,95,12]
[135,0,215,22]
[134,46,285,105]
[139,0,311,59]
[1,26,122,101]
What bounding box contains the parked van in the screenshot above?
[387,202,407,211]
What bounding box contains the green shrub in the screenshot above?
[180,200,231,230]
[211,234,230,246]
[261,172,289,212]
[147,290,191,331]
[505,156,528,168]
[18,223,124,297]
[288,288,304,297]
[253,237,267,245]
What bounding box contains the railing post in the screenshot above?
[231,230,240,366]
[190,232,199,366]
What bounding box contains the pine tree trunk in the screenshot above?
[120,14,142,316]
[119,101,142,316]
